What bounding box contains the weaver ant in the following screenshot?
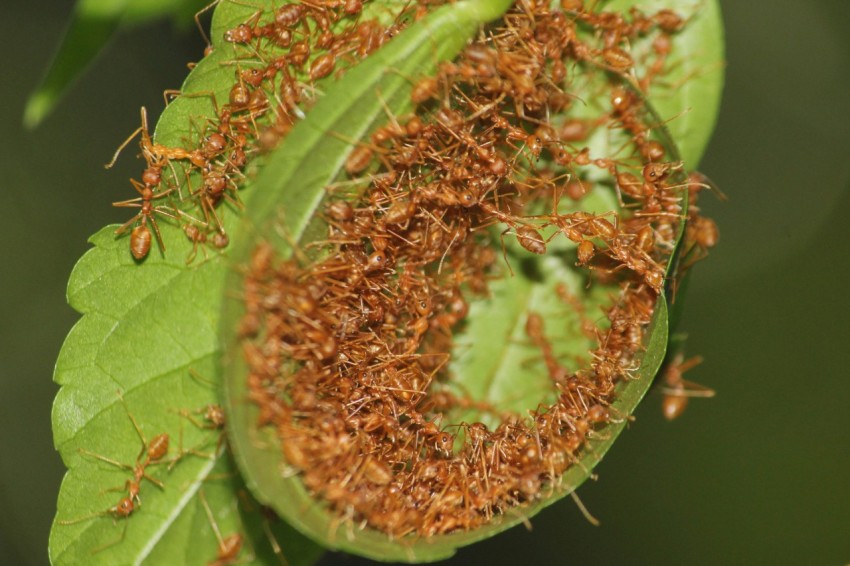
[223,0,715,540]
[199,490,248,566]
[660,353,715,420]
[57,391,170,545]
[113,180,178,260]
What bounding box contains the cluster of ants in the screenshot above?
[89,0,719,555]
[109,0,425,261]
[237,0,718,539]
[69,1,472,561]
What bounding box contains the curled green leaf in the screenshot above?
[50,0,724,563]
[221,0,517,561]
[220,0,718,562]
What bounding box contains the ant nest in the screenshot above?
[232,1,716,539]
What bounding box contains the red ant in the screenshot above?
[57,392,170,548]
[106,107,201,171]
[57,495,136,526]
[660,353,715,420]
[525,312,569,383]
[113,180,179,260]
[199,490,248,566]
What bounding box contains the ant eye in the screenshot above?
[458,190,476,207]
[365,252,386,272]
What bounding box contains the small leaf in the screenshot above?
[24,0,210,128]
[25,1,123,129]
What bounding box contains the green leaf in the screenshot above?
[48,0,333,563]
[25,1,122,129]
[606,0,725,165]
[219,0,517,562]
[49,228,322,566]
[51,0,724,563]
[219,0,713,562]
[24,0,209,128]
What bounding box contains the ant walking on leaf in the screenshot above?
[57,392,170,552]
[165,368,229,470]
[199,489,249,566]
[106,107,191,260]
[113,179,179,260]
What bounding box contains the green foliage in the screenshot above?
[609,0,725,165]
[50,0,724,563]
[49,1,327,564]
[24,0,210,128]
[50,226,323,565]
[220,2,515,560]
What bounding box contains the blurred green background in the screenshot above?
[2,0,848,564]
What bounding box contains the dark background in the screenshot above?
[2,1,849,564]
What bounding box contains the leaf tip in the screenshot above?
[23,91,52,129]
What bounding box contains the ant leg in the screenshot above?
[104,108,147,169]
